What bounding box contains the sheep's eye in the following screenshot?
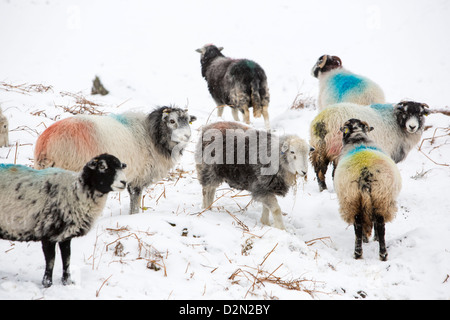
[290,151,295,154]
[169,119,176,124]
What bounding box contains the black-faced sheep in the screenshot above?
[334,119,401,261]
[310,101,429,191]
[195,121,312,230]
[0,153,127,287]
[312,55,385,110]
[34,106,197,214]
[196,44,270,129]
[0,108,9,147]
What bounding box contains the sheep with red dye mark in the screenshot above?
[310,101,429,191]
[0,154,127,287]
[34,106,197,214]
[312,55,385,110]
[196,44,271,129]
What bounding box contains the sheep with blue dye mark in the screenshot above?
[0,153,127,287]
[195,121,312,230]
[34,106,197,214]
[312,55,385,110]
[196,44,271,129]
[310,100,428,191]
[0,107,9,147]
[334,119,402,261]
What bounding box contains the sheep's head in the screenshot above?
[196,44,224,59]
[311,54,342,78]
[161,107,197,144]
[82,153,127,194]
[281,136,314,177]
[0,114,8,134]
[340,118,374,145]
[394,101,429,134]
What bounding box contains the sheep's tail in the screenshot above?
[360,191,374,239]
[250,79,262,118]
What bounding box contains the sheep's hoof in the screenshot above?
[353,251,363,259]
[42,276,52,288]
[379,252,388,261]
[62,273,73,286]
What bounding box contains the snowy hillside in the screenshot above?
[0,0,449,300]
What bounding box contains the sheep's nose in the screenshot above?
[120,180,127,187]
[409,125,417,130]
[301,170,307,175]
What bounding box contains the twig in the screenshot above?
[96,275,113,297]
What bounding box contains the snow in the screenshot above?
[0,0,449,300]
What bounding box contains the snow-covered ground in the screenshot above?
[0,0,449,300]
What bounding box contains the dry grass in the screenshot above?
[0,81,53,95]
[290,91,316,110]
[418,126,450,167]
[57,91,106,115]
[229,243,326,298]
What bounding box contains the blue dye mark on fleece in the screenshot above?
[370,103,394,113]
[345,145,383,157]
[109,114,130,126]
[329,73,367,102]
[0,164,65,176]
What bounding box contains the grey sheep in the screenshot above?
[196,44,271,129]
[0,153,127,287]
[195,121,312,230]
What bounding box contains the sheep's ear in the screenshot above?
[340,126,349,134]
[218,47,224,51]
[421,103,430,116]
[195,48,202,53]
[87,158,99,170]
[189,115,197,124]
[369,126,374,132]
[162,108,172,114]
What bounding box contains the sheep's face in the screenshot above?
[340,118,374,145]
[395,101,429,134]
[83,153,127,194]
[0,115,8,134]
[162,108,197,144]
[311,55,342,78]
[281,137,313,177]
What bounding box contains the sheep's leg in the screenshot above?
[217,105,225,118]
[261,205,270,226]
[353,213,363,259]
[202,185,216,209]
[127,185,142,214]
[262,106,270,130]
[59,239,72,285]
[242,105,251,124]
[374,214,388,261]
[231,107,240,122]
[259,195,285,230]
[311,145,329,191]
[41,240,56,288]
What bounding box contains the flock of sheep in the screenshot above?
[0,44,429,288]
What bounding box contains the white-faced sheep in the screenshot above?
[310,100,429,191]
[34,106,197,214]
[195,121,313,230]
[0,108,9,147]
[312,55,385,110]
[196,44,271,129]
[334,119,401,261]
[0,153,127,287]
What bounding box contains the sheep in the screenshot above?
[0,153,127,287]
[196,44,271,129]
[34,106,197,214]
[195,121,313,230]
[0,107,9,147]
[310,100,429,191]
[311,55,385,110]
[334,119,402,261]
